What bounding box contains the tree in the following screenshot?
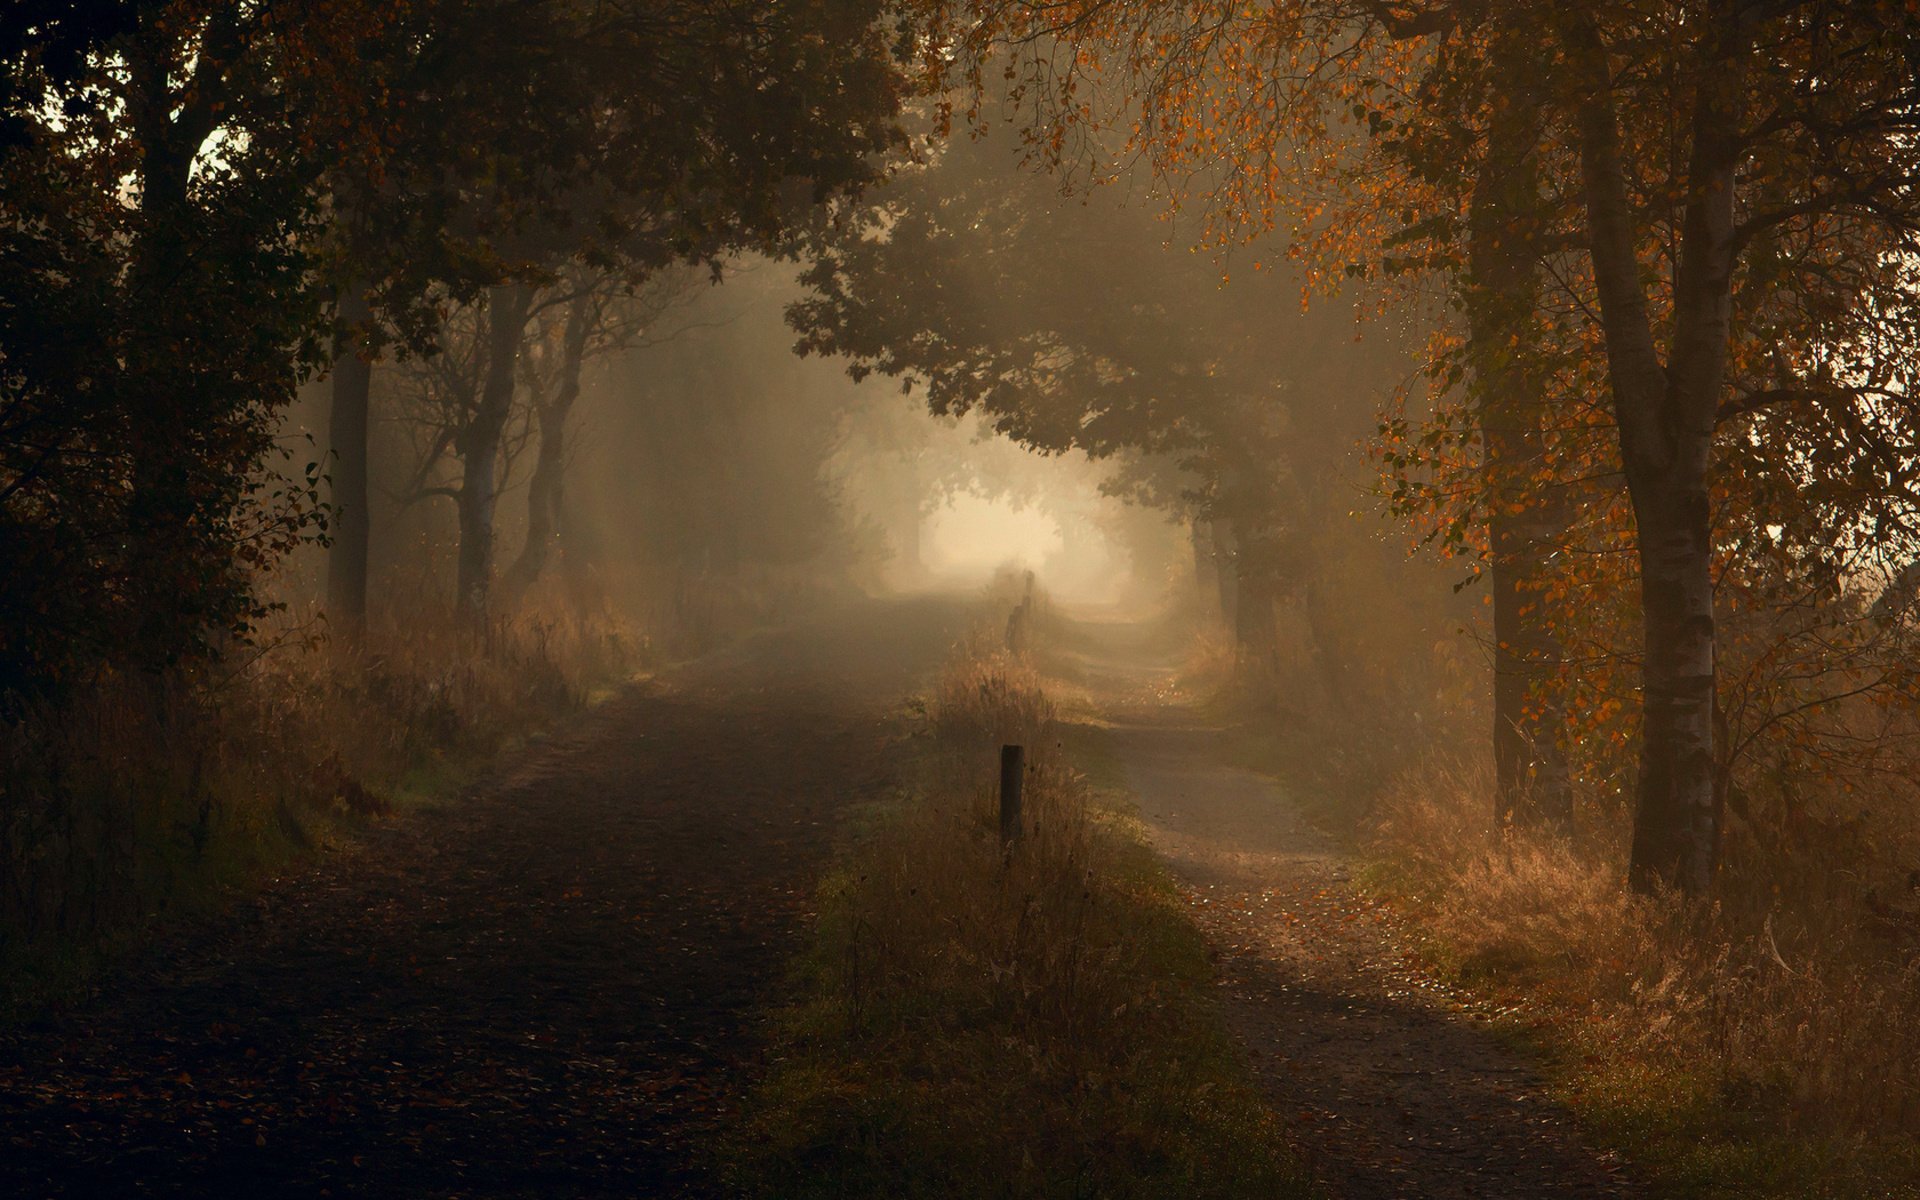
[1550,2,1920,890]
[1461,30,1575,828]
[500,267,707,606]
[385,287,542,584]
[0,0,392,697]
[1380,1,1920,875]
[919,4,1591,824]
[314,0,914,627]
[923,0,1920,893]
[384,265,706,614]
[791,124,1400,687]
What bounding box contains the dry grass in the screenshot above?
[287,598,641,790]
[1368,751,1920,1196]
[0,594,642,1006]
[732,625,1308,1199]
[1178,624,1241,692]
[929,626,1056,767]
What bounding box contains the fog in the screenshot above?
[15,5,1910,1194]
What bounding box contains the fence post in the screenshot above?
[999,743,1025,848]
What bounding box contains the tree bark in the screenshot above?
[1211,518,1241,635]
[1190,519,1219,619]
[1299,576,1355,714]
[1232,523,1283,682]
[1469,34,1572,830]
[1564,8,1746,894]
[455,283,536,626]
[503,290,593,606]
[122,28,210,669]
[327,283,374,633]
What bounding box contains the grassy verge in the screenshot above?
[0,597,643,1020]
[729,625,1312,1199]
[1362,761,1920,1200]
[1266,733,1920,1199]
[1164,607,1920,1200]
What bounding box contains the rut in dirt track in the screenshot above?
[0,595,966,1200]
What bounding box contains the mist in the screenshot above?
[7,4,1920,1198]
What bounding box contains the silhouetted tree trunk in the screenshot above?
[1232,524,1282,682]
[1211,518,1240,634]
[1568,10,1744,894]
[455,282,536,625]
[503,290,592,606]
[122,28,215,670]
[1299,576,1357,715]
[1469,35,1572,830]
[1190,519,1219,618]
[327,282,374,634]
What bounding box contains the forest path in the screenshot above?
[1056,612,1639,1200]
[0,592,971,1199]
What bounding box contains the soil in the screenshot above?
[1064,614,1641,1200]
[0,594,968,1200]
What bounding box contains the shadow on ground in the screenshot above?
[0,594,967,1199]
[1061,609,1638,1200]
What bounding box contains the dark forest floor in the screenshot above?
[1056,614,1642,1200]
[0,594,966,1199]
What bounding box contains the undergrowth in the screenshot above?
[0,595,642,1015]
[730,615,1310,1199]
[1368,755,1920,1199]
[1180,600,1920,1199]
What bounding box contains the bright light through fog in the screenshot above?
[915,491,1135,603]
[923,494,1062,575]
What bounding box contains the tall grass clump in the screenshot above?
[732,622,1308,1199]
[0,593,642,1005]
[1369,750,1920,1194]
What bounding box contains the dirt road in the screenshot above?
[1063,614,1639,1200]
[0,594,967,1199]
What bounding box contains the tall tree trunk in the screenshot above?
[327,283,374,634]
[503,291,593,606]
[1299,576,1356,714]
[122,33,205,670]
[455,283,536,626]
[1190,519,1219,619]
[1565,8,1746,894]
[1488,530,1572,825]
[1469,34,1572,830]
[1627,468,1718,893]
[1211,518,1240,634]
[1233,524,1282,683]
[499,401,568,606]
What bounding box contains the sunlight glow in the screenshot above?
[923,493,1062,575]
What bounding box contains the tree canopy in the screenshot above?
[914,0,1920,890]
[0,0,913,695]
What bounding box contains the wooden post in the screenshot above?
[999,744,1025,847]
